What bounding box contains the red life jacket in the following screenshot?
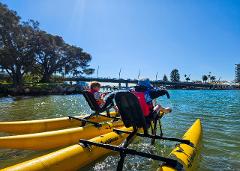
[88,89,102,106]
[132,91,153,117]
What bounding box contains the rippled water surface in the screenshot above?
[0,90,239,171]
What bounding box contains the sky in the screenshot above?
[1,0,240,81]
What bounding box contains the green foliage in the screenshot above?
[0,3,94,86]
[184,74,191,82]
[210,76,216,82]
[34,28,94,83]
[202,75,208,83]
[63,45,93,78]
[83,68,95,75]
[23,73,41,83]
[207,72,211,82]
[35,31,66,82]
[29,83,64,89]
[202,73,216,83]
[163,74,168,82]
[0,3,38,86]
[170,69,180,82]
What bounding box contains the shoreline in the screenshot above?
[0,83,83,98]
[0,84,239,98]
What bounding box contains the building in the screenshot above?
[236,64,240,83]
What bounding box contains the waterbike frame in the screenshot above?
[79,91,193,171]
[79,115,193,171]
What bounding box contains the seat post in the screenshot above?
[124,126,138,146]
[113,91,150,171]
[117,126,138,171]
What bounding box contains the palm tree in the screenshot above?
[208,72,212,82]
[202,75,208,83]
[184,74,191,82]
[210,76,216,82]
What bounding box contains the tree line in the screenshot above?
[201,72,216,83]
[163,69,181,82]
[0,3,94,87]
[163,69,218,83]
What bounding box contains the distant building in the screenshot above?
[236,64,240,83]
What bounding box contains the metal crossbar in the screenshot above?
[113,128,193,147]
[68,116,102,127]
[79,139,183,170]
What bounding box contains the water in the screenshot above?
[0,90,239,170]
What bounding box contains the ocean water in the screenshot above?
[0,90,239,170]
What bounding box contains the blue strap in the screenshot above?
[144,89,153,104]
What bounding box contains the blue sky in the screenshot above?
[2,0,240,81]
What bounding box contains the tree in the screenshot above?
[64,44,93,77]
[170,69,180,82]
[82,68,95,75]
[202,75,208,83]
[184,74,191,82]
[35,31,67,82]
[0,2,94,85]
[0,3,38,86]
[210,76,216,82]
[163,74,168,82]
[35,30,94,82]
[208,72,211,82]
